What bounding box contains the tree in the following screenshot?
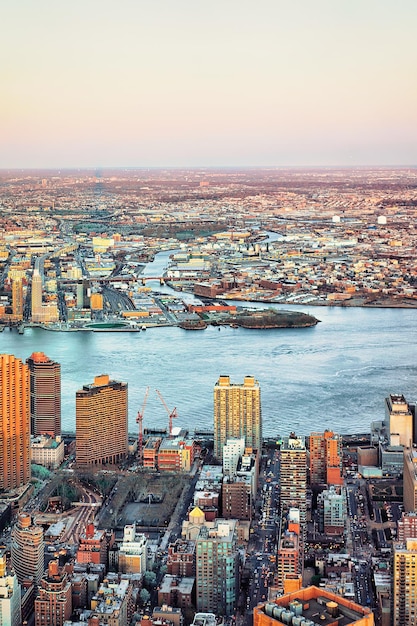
[143,571,157,589]
[139,588,151,605]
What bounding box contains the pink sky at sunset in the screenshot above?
[2,0,417,168]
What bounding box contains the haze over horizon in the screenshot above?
[2,0,417,169]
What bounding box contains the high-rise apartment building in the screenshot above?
[385,394,413,448]
[280,433,307,526]
[403,446,417,513]
[213,375,261,460]
[393,539,417,626]
[275,508,303,593]
[0,354,31,491]
[0,548,21,626]
[76,374,128,467]
[195,519,239,616]
[317,485,346,536]
[11,513,44,587]
[27,352,61,437]
[309,430,343,486]
[398,512,417,541]
[277,530,301,587]
[222,477,252,520]
[34,560,72,626]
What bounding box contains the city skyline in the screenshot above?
[2,1,417,168]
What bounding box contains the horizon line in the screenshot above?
[1,164,416,172]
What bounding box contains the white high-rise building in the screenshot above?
[223,438,246,477]
[0,548,21,626]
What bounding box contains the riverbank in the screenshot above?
[165,281,417,309]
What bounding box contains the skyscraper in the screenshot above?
[309,430,343,486]
[12,278,23,321]
[31,268,43,322]
[11,513,44,588]
[213,375,261,460]
[76,374,128,467]
[393,539,417,626]
[26,352,61,437]
[280,433,307,526]
[385,393,413,448]
[30,267,59,324]
[0,354,31,491]
[34,561,72,626]
[195,519,239,616]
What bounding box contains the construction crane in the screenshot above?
[155,389,177,437]
[136,386,149,464]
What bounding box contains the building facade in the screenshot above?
[11,513,44,587]
[403,447,417,513]
[222,477,252,521]
[213,375,261,461]
[309,430,343,486]
[27,352,61,437]
[385,393,413,448]
[195,519,239,616]
[34,561,72,626]
[76,523,108,566]
[0,353,31,491]
[317,486,346,536]
[393,539,417,626]
[280,433,307,526]
[76,374,128,466]
[31,435,65,470]
[118,524,148,574]
[0,549,21,626]
[12,278,23,320]
[167,539,196,577]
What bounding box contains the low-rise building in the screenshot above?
[31,436,65,470]
[157,575,195,609]
[254,586,374,626]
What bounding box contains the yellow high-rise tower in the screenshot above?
[76,374,128,467]
[213,375,261,460]
[0,354,31,491]
[393,539,417,625]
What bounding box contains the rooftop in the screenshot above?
[260,586,373,626]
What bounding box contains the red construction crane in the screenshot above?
[136,386,149,464]
[155,389,177,437]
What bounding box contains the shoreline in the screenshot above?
[3,294,415,335]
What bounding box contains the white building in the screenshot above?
[222,438,246,477]
[118,523,148,574]
[31,436,65,470]
[0,549,21,626]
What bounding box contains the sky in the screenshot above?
[2,0,417,168]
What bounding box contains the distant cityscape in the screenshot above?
[0,168,416,336]
[1,168,417,626]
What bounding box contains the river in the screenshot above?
[1,249,416,438]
